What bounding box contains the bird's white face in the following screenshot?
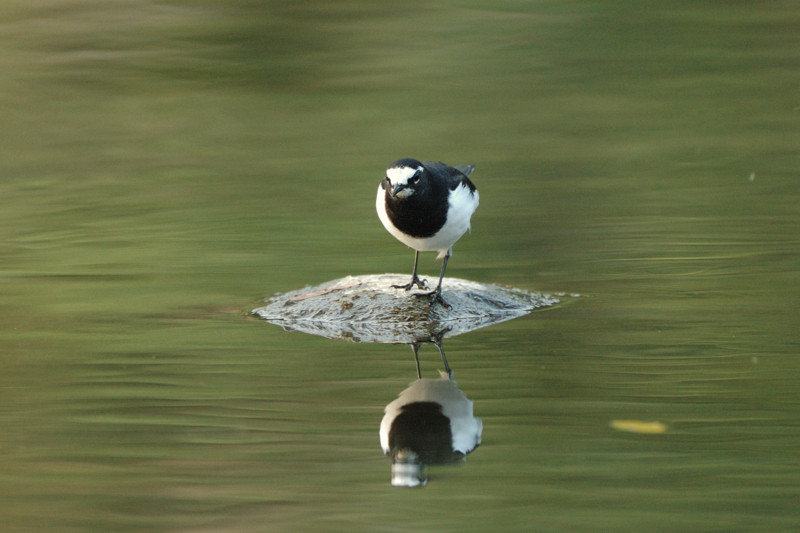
[385,165,423,199]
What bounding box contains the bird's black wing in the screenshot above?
[423,161,477,192]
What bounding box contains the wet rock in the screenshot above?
[253,274,559,343]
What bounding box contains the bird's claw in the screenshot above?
[393,274,449,308]
[392,275,427,291]
[416,289,451,309]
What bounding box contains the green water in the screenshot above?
[2,1,799,531]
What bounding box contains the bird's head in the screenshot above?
[383,159,425,200]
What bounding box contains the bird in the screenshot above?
[376,158,479,306]
[380,371,482,487]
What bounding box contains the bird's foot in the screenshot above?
[392,275,427,291]
[416,289,451,309]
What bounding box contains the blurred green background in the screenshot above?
[1,1,798,531]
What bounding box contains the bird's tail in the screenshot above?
[455,164,475,177]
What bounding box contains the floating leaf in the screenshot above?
[611,419,668,434]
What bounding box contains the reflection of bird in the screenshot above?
[376,158,479,306]
[380,372,482,487]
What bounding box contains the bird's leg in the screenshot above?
[392,251,427,291]
[419,249,451,308]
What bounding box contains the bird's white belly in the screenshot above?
[376,183,478,259]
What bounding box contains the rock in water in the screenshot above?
[252,274,559,343]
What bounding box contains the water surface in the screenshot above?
[1,1,799,531]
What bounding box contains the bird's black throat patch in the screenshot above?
[384,175,448,238]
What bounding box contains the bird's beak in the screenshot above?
[391,183,404,197]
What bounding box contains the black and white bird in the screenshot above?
[376,158,479,306]
[380,372,482,487]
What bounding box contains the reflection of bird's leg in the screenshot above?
[411,335,452,379]
[433,338,452,379]
[410,343,422,379]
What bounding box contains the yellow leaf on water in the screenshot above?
[610,419,668,434]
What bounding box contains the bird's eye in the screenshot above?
[409,174,420,185]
